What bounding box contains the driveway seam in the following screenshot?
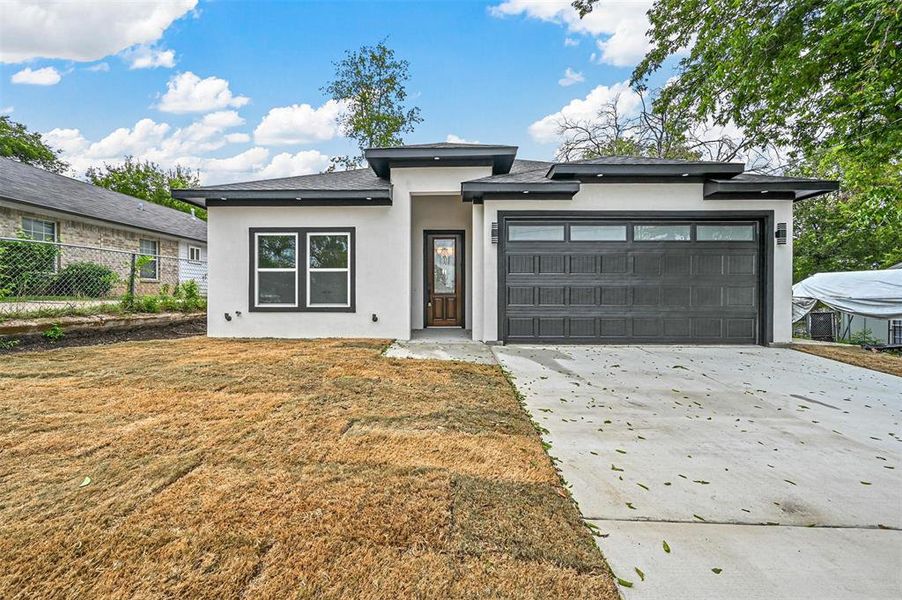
[583,517,901,531]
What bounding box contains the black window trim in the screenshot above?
[248,226,356,313]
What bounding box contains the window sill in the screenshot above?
[248,306,356,313]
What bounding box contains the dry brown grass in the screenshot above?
[0,338,617,599]
[792,343,902,377]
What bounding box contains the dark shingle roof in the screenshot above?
[569,155,741,165]
[0,157,206,242]
[368,142,516,150]
[466,159,554,184]
[178,167,389,193]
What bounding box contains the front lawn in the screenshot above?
[0,338,616,598]
[793,343,902,377]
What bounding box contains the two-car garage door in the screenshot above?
[500,216,765,344]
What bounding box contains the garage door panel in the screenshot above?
[503,218,761,344]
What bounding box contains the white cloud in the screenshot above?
[225,132,251,144]
[87,118,172,158]
[86,62,110,72]
[43,128,89,155]
[253,100,346,146]
[124,44,176,69]
[157,71,249,114]
[11,66,61,85]
[490,0,653,67]
[446,134,481,144]
[564,37,579,47]
[0,0,197,63]
[257,150,331,179]
[529,80,640,143]
[558,67,585,87]
[1,106,13,114]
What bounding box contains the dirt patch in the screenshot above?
[792,343,902,377]
[0,317,205,355]
[0,338,617,599]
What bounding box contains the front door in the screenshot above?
[425,231,463,327]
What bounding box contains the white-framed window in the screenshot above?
[139,239,159,280]
[307,232,351,307]
[21,217,57,242]
[255,232,298,307]
[188,245,202,262]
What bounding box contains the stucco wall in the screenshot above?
[476,183,795,344]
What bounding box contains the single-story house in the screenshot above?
[172,142,837,345]
[0,157,207,294]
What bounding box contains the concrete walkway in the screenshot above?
[494,345,902,599]
[383,329,497,364]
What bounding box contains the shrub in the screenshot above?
[43,324,64,341]
[0,236,59,297]
[51,262,119,298]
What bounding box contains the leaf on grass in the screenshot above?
[616,578,633,588]
[634,567,645,581]
[711,568,722,575]
[79,476,92,488]
[662,540,671,553]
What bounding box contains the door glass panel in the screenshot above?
[433,238,456,294]
[508,224,565,241]
[697,224,756,241]
[634,224,691,241]
[570,224,627,241]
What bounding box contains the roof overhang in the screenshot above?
[170,188,392,208]
[364,146,518,178]
[460,181,580,203]
[703,179,839,201]
[547,162,745,180]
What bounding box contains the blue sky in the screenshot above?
[0,0,667,183]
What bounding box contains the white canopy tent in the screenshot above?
[792,269,902,323]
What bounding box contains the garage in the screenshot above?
[499,213,769,344]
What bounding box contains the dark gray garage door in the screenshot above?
[500,217,763,344]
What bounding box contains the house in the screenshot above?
[172,142,837,344]
[0,157,207,294]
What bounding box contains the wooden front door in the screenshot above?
[425,232,463,327]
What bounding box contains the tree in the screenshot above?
[555,89,775,165]
[323,40,422,168]
[0,116,69,174]
[575,0,901,170]
[86,157,206,220]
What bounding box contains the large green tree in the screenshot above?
[323,40,422,169]
[574,0,902,279]
[0,116,69,174]
[86,157,206,220]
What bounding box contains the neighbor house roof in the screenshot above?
[171,142,839,207]
[0,157,207,243]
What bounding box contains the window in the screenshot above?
[697,224,756,241]
[139,239,159,280]
[21,217,56,242]
[255,233,298,306]
[508,224,565,241]
[634,224,691,241]
[307,232,350,307]
[570,224,627,241]
[188,245,202,262]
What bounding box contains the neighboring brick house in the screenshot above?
[0,157,207,295]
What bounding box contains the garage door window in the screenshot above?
[697,224,756,241]
[570,224,627,241]
[634,224,691,241]
[508,224,565,241]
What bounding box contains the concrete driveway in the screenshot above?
[493,345,902,599]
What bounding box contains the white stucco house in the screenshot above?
[172,143,836,345]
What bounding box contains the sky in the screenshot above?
[0,0,674,184]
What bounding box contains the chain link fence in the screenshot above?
[0,237,207,320]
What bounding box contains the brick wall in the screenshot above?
[0,204,180,295]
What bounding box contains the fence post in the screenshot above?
[128,253,137,306]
